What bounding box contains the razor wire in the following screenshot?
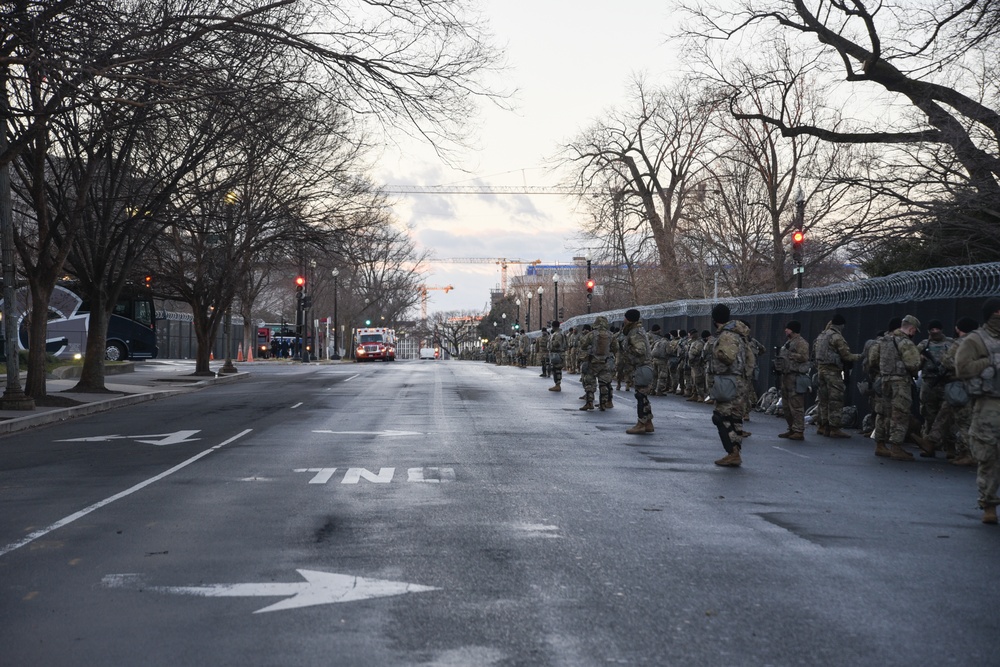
[560,261,1000,330]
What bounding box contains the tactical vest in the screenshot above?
[688,338,705,366]
[779,337,811,374]
[920,337,952,378]
[709,325,746,376]
[549,331,565,353]
[964,328,1000,398]
[592,330,611,358]
[879,332,909,377]
[814,328,841,366]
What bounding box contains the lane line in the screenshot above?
[0,429,253,559]
[290,402,303,409]
[773,445,811,459]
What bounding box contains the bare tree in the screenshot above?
[679,1,1000,267]
[563,78,723,298]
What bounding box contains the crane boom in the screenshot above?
[426,257,543,291]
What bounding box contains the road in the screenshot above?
[1,360,997,666]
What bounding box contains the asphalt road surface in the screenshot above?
[1,360,998,666]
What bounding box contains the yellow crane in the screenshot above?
[418,284,454,320]
[426,258,542,292]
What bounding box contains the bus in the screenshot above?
[2,282,158,361]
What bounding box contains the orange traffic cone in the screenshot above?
[210,351,214,360]
[246,347,254,362]
[236,343,244,362]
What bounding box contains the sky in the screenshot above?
[373,0,683,316]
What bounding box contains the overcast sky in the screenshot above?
[374,0,683,315]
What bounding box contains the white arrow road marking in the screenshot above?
[57,430,201,446]
[103,570,438,614]
[312,430,423,437]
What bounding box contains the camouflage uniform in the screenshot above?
[665,333,681,393]
[871,320,922,459]
[623,314,654,433]
[686,333,706,402]
[917,330,954,437]
[566,328,578,374]
[538,329,550,377]
[652,333,671,395]
[614,327,632,391]
[955,311,1000,522]
[813,320,861,436]
[676,334,691,395]
[710,318,750,465]
[590,316,616,410]
[548,324,566,390]
[649,328,665,395]
[776,329,811,438]
[577,325,596,409]
[928,328,973,462]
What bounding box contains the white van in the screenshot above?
[419,347,437,360]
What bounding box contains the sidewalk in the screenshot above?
[0,360,250,435]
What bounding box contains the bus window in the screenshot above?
[133,298,154,328]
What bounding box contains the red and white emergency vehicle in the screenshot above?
[354,327,396,362]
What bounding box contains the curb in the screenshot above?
[0,371,251,435]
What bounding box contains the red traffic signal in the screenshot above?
[295,276,305,287]
[792,230,804,246]
[586,279,595,294]
[144,275,152,288]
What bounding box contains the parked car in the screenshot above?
[419,347,438,360]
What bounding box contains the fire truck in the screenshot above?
[354,327,396,362]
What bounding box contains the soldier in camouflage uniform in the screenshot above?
[675,332,690,395]
[686,330,707,402]
[813,314,861,438]
[614,325,632,391]
[917,320,953,442]
[538,328,550,377]
[955,297,1000,525]
[648,325,664,395]
[870,315,922,461]
[709,304,751,467]
[652,331,671,395]
[577,324,596,410]
[775,320,810,441]
[547,321,566,392]
[566,327,578,375]
[926,317,978,464]
[622,309,654,434]
[589,316,616,411]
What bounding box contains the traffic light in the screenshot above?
[295,275,305,300]
[792,229,804,262]
[586,279,595,294]
[365,319,372,326]
[144,275,152,289]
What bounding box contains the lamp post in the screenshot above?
[526,292,532,332]
[585,253,593,314]
[794,187,805,291]
[537,286,544,329]
[552,273,559,322]
[502,312,507,332]
[515,298,521,330]
[331,268,340,359]
[219,192,239,374]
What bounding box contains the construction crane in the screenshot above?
[427,258,542,292]
[418,284,454,320]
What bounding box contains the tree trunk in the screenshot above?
[24,281,54,398]
[73,293,111,392]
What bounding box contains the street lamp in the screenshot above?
[526,292,532,332]
[794,187,805,291]
[502,312,507,332]
[219,192,239,374]
[537,286,544,328]
[515,298,521,330]
[552,273,559,322]
[331,268,340,359]
[585,253,592,314]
